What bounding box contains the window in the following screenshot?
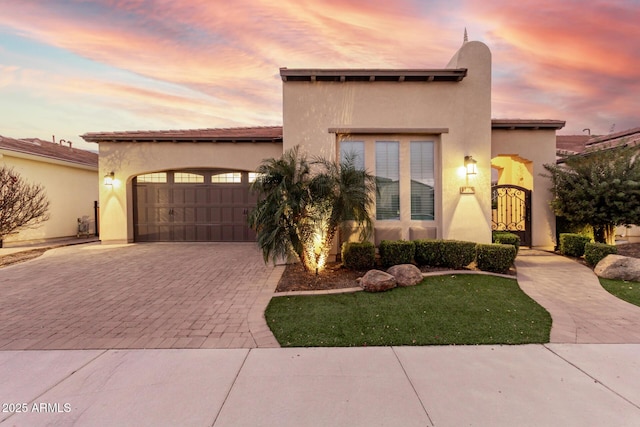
[340,141,365,169]
[248,172,262,183]
[375,141,400,220]
[174,172,204,183]
[211,172,241,183]
[136,172,167,183]
[410,141,435,220]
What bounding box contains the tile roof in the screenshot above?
[585,127,640,151]
[556,135,591,155]
[83,121,567,144]
[81,126,283,143]
[556,127,640,158]
[0,135,98,168]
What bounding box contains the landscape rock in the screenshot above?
[594,255,640,281]
[360,269,397,292]
[387,264,423,287]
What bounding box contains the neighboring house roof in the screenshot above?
[556,135,591,156]
[585,127,640,151]
[556,127,640,159]
[81,126,283,143]
[0,135,98,168]
[279,68,468,82]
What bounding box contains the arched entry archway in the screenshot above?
[491,155,533,246]
[491,184,531,246]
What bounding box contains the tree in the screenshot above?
[249,146,375,273]
[0,166,50,245]
[544,145,640,244]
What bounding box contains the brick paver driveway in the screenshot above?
[0,243,281,350]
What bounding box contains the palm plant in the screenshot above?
[309,153,376,268]
[248,146,315,268]
[249,146,375,273]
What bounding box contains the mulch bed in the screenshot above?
[0,248,47,268]
[616,243,640,258]
[276,261,513,293]
[276,243,640,293]
[276,262,366,292]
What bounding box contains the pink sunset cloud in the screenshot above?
[0,0,637,141]
[468,0,640,133]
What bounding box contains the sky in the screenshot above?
[0,0,639,152]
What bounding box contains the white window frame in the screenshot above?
[338,135,440,225]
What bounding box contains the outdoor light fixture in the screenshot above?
[460,156,477,194]
[464,156,477,176]
[104,171,115,186]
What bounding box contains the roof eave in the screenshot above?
[279,68,468,82]
[81,135,283,144]
[492,120,566,130]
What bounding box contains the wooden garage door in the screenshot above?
[133,171,257,242]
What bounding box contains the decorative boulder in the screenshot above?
[360,270,397,292]
[387,264,423,287]
[594,255,640,281]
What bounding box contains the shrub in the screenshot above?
[441,240,477,269]
[379,240,415,267]
[414,239,444,267]
[555,216,593,248]
[476,244,517,274]
[584,242,617,267]
[341,241,375,270]
[492,232,521,254]
[415,239,476,269]
[559,233,591,257]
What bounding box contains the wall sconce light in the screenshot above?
[103,172,115,186]
[464,156,477,176]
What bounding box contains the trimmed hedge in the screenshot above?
[442,240,477,269]
[476,244,517,274]
[379,240,415,267]
[555,216,593,249]
[414,239,444,267]
[341,241,376,270]
[559,233,591,257]
[492,232,521,254]
[415,239,476,269]
[584,242,617,267]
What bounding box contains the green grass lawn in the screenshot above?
[266,274,551,347]
[599,278,640,307]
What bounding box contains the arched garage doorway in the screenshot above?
[133,170,257,242]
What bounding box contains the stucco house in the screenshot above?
[82,40,564,250]
[0,135,99,244]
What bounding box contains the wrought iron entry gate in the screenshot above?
[491,185,532,247]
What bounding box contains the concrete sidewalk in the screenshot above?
[1,345,639,426]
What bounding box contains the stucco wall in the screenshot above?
[491,129,557,248]
[282,41,493,244]
[98,141,283,243]
[1,152,98,244]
